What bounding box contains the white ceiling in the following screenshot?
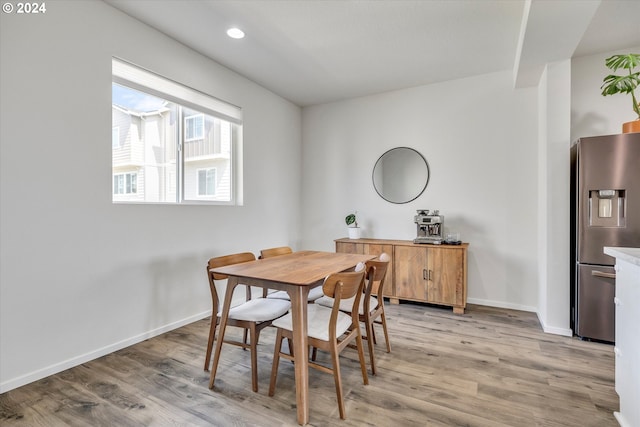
[105,0,640,107]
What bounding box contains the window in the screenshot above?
[185,114,204,141]
[111,57,243,204]
[112,127,120,148]
[113,172,137,194]
[197,168,216,196]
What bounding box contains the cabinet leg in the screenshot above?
[453,307,465,315]
[390,298,400,305]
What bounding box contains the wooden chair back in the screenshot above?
[258,247,293,298]
[208,252,255,280]
[204,251,290,392]
[206,252,256,311]
[360,255,392,375]
[259,246,293,259]
[322,270,365,302]
[323,270,365,341]
[269,267,368,419]
[364,258,389,298]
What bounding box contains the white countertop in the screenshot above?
[604,247,640,267]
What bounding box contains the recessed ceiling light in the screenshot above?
[227,28,245,39]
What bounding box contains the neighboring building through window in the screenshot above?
[197,168,216,196]
[113,172,137,194]
[112,127,120,148]
[111,57,243,204]
[185,114,204,141]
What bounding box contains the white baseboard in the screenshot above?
[467,297,537,313]
[0,310,211,394]
[467,298,572,337]
[614,411,631,427]
[536,313,573,337]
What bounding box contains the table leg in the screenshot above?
[288,285,310,425]
[209,277,239,389]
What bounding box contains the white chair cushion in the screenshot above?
[316,295,378,315]
[307,286,325,301]
[219,297,291,322]
[272,304,353,342]
[215,281,264,308]
[266,290,289,300]
[266,286,324,302]
[379,253,390,262]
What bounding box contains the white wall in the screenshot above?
[535,46,640,336]
[572,46,640,141]
[537,60,572,336]
[301,70,539,312]
[300,46,639,336]
[0,1,301,392]
[1,0,635,394]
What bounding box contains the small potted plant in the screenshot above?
[345,212,361,239]
[601,53,640,133]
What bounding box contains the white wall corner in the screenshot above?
[512,0,532,88]
[536,64,549,323]
[514,0,600,89]
[538,59,572,335]
[537,311,573,337]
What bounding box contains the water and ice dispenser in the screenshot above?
[589,189,626,227]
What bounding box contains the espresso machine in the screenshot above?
[414,210,444,244]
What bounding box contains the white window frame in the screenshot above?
[112,57,243,205]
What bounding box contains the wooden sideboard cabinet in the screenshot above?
[335,238,468,314]
[334,238,395,299]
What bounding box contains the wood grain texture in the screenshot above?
[335,241,395,298]
[336,238,469,312]
[260,246,294,259]
[212,251,374,286]
[209,250,375,424]
[0,303,617,426]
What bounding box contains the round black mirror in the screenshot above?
[372,147,429,204]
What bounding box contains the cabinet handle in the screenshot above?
[428,269,433,281]
[423,269,427,280]
[591,270,616,279]
[614,297,621,306]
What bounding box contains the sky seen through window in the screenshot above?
[112,83,166,113]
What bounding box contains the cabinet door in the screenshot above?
[394,246,427,300]
[365,243,394,297]
[615,259,640,423]
[427,248,464,306]
[336,242,364,254]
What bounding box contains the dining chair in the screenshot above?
[205,252,291,392]
[316,253,391,375]
[259,246,324,302]
[268,269,369,420]
[259,246,293,259]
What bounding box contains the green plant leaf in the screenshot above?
[345,214,356,226]
[601,72,640,96]
[605,54,640,71]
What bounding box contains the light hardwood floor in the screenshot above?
[0,303,617,426]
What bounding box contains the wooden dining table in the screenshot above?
[207,250,375,425]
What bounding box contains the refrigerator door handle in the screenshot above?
[591,270,616,279]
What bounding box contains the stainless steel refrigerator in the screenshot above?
[570,133,640,343]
